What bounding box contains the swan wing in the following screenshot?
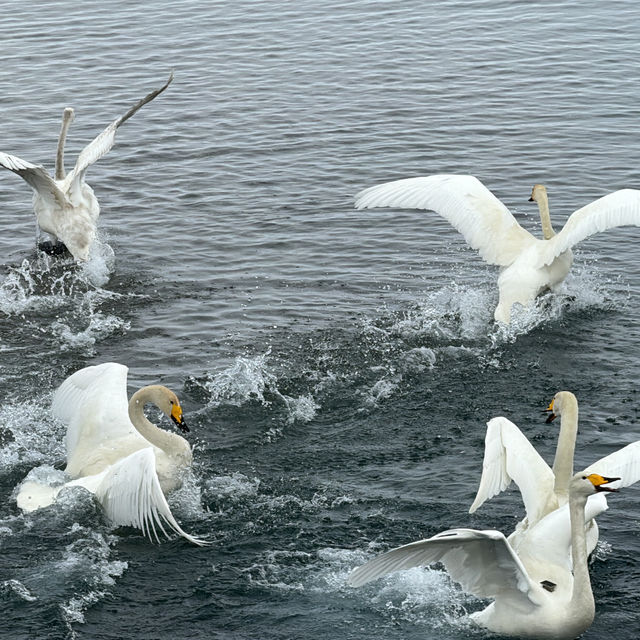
[469,417,555,524]
[348,528,538,609]
[65,73,173,187]
[354,175,536,266]
[584,440,640,489]
[538,189,640,265]
[52,362,137,459]
[94,448,207,546]
[0,151,67,208]
[516,493,608,570]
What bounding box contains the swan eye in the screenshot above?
[581,475,587,479]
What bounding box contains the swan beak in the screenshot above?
[588,473,621,492]
[544,398,557,423]
[170,403,189,433]
[528,195,535,202]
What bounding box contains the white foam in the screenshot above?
[193,349,320,424]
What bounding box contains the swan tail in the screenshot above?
[94,448,209,546]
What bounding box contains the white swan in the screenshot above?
[16,362,206,545]
[471,392,583,549]
[0,74,173,262]
[470,391,640,560]
[348,472,620,639]
[354,175,640,323]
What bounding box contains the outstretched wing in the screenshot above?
[354,175,536,266]
[469,417,555,524]
[0,151,67,209]
[65,72,173,188]
[584,440,640,489]
[538,189,640,266]
[52,362,136,460]
[348,528,539,610]
[92,448,208,546]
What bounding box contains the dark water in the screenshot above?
[1,1,640,638]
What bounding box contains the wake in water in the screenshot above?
[0,241,133,361]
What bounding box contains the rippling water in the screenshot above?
[2,1,640,638]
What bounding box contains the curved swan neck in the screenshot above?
[55,108,74,180]
[568,491,595,618]
[531,184,555,239]
[552,396,578,498]
[128,385,179,453]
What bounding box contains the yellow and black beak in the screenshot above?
[171,402,189,433]
[544,398,557,423]
[588,473,620,492]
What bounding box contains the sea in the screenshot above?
[1,1,640,638]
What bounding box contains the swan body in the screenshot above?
[354,175,640,323]
[0,73,173,261]
[16,362,205,545]
[470,391,640,561]
[348,472,620,639]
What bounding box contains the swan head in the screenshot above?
[62,107,75,125]
[571,472,620,497]
[143,385,189,433]
[528,184,547,202]
[167,393,189,433]
[544,391,577,423]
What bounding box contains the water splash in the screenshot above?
[190,349,319,424]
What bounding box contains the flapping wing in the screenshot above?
[469,417,555,524]
[52,363,135,459]
[584,440,640,489]
[354,175,536,266]
[65,72,173,187]
[518,493,608,570]
[94,448,208,546]
[348,528,538,610]
[538,189,640,266]
[0,151,67,208]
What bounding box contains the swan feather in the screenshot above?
[0,151,67,209]
[65,72,174,189]
[584,439,640,489]
[93,447,206,546]
[348,528,538,610]
[469,416,555,524]
[539,189,640,266]
[52,362,135,461]
[354,175,536,266]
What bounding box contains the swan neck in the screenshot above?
[552,402,578,499]
[568,492,595,616]
[55,108,73,180]
[128,386,174,452]
[536,189,555,239]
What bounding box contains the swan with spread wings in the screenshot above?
[0,74,173,261]
[355,175,640,323]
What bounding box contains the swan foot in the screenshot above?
[38,240,71,257]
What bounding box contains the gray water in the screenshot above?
[1,1,640,638]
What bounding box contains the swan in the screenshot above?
[348,472,620,639]
[0,73,173,262]
[354,175,640,323]
[16,362,206,545]
[470,391,640,561]
[471,391,584,550]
